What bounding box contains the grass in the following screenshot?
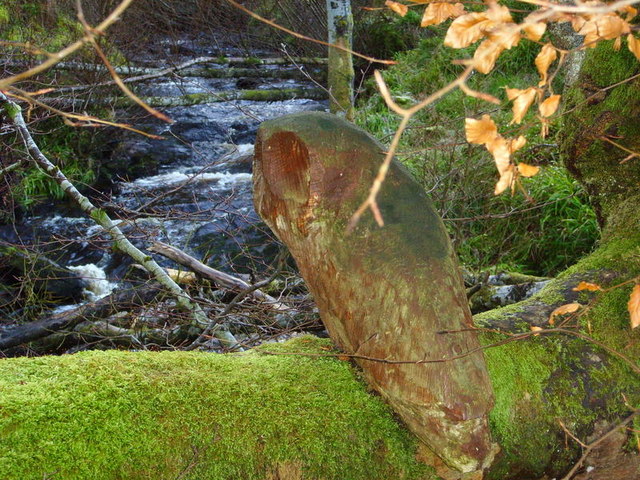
[355,31,600,276]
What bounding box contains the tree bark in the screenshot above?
[326,0,355,120]
[253,112,495,472]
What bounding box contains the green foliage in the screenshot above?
[0,336,436,480]
[13,126,97,207]
[356,35,599,276]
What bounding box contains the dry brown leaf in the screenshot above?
[473,39,505,74]
[620,5,638,22]
[535,43,557,86]
[530,326,543,334]
[494,163,515,194]
[613,36,622,51]
[444,4,512,49]
[549,303,581,324]
[517,163,539,177]
[385,0,408,17]
[540,117,550,139]
[421,2,465,27]
[506,87,537,124]
[628,284,640,329]
[539,94,561,117]
[444,12,491,48]
[522,19,546,41]
[596,15,630,40]
[465,114,498,145]
[572,281,603,292]
[510,135,527,153]
[487,23,521,49]
[488,136,510,174]
[629,35,640,60]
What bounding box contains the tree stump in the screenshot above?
[253,112,495,472]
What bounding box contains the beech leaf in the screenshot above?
[596,15,630,40]
[506,87,537,124]
[535,43,557,86]
[385,0,408,17]
[465,114,498,145]
[522,20,546,41]
[572,281,603,292]
[549,303,581,324]
[517,163,539,177]
[628,284,640,329]
[444,12,491,48]
[421,2,465,27]
[473,39,505,74]
[539,94,561,117]
[628,35,640,60]
[494,163,515,194]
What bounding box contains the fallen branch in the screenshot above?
[149,241,290,312]
[0,93,238,349]
[42,88,327,108]
[0,283,162,350]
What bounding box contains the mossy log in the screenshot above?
[254,112,494,472]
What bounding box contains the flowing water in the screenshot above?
[3,36,327,307]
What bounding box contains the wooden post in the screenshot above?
[253,112,496,472]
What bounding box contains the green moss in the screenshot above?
[0,336,436,480]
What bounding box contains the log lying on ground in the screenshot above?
[0,336,434,480]
[0,245,87,303]
[149,241,290,312]
[0,283,163,351]
[253,112,495,472]
[44,88,328,109]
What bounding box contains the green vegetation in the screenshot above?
[0,336,435,480]
[356,34,600,276]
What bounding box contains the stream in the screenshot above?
[2,36,327,308]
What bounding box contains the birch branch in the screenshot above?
[0,93,239,350]
[149,241,291,311]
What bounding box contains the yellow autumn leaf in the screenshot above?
[517,163,539,177]
[510,135,527,153]
[614,36,622,51]
[539,94,561,117]
[535,43,557,86]
[465,114,498,145]
[629,35,640,60]
[494,163,515,195]
[444,4,512,49]
[530,326,543,335]
[572,281,603,292]
[487,23,521,49]
[444,12,491,48]
[488,136,510,174]
[421,2,465,27]
[620,5,638,22]
[473,39,504,74]
[385,0,408,17]
[522,19,546,41]
[506,87,537,124]
[628,284,640,329]
[549,303,581,324]
[596,14,630,40]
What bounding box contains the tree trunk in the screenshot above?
[253,111,495,472]
[326,0,355,120]
[252,109,640,479]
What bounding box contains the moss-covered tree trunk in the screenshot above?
[326,0,355,120]
[253,112,496,472]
